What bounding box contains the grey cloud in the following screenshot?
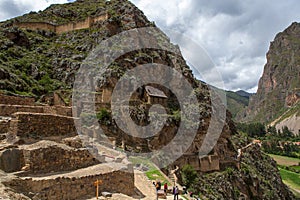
[189,0,244,17]
[0,0,23,20]
[1,0,300,93]
[131,0,300,92]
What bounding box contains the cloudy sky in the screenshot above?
[1,0,300,92]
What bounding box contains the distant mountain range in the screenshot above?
[225,90,252,120]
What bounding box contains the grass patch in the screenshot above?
[145,169,169,184]
[129,156,170,185]
[268,154,300,166]
[290,165,300,171]
[269,154,300,197]
[279,168,300,197]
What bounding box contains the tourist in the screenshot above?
[155,182,160,191]
[182,186,187,194]
[157,181,161,190]
[164,182,168,194]
[173,186,179,200]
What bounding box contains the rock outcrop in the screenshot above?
[240,22,300,126]
[192,141,295,199]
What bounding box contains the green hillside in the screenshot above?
[226,90,251,120]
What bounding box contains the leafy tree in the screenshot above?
[237,122,266,137]
[281,126,293,138]
[181,164,198,189]
[267,126,277,135]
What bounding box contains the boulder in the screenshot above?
[101,192,112,197]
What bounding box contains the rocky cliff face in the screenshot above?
[192,139,295,199]
[0,0,295,199]
[240,22,300,123]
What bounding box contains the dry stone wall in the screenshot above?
[0,148,24,172]
[14,22,56,32]
[0,105,72,117]
[0,120,9,134]
[173,154,220,172]
[0,94,35,106]
[7,164,135,200]
[14,13,108,34]
[199,155,220,172]
[10,112,77,141]
[0,105,44,117]
[20,141,101,174]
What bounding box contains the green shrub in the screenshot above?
[96,108,110,121]
[172,110,181,121]
[181,164,198,189]
[225,167,234,177]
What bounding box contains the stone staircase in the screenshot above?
[168,173,176,186]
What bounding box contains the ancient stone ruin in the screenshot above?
[13,13,109,34]
[0,93,135,200]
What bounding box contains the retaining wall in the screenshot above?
[0,94,35,106]
[0,105,72,117]
[20,141,101,174]
[6,164,135,200]
[14,13,108,34]
[0,120,10,134]
[10,112,78,140]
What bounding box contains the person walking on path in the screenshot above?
[173,186,179,200]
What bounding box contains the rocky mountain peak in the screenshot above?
[241,22,300,123]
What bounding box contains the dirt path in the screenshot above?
[134,170,188,200]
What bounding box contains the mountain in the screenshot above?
[0,0,153,97]
[240,22,300,134]
[226,90,251,120]
[235,90,253,99]
[0,0,295,199]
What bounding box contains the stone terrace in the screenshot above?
[4,163,134,200]
[9,112,78,143]
[0,94,136,199]
[0,104,72,117]
[19,140,102,174]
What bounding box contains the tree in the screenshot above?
[267,126,277,135]
[181,165,198,189]
[281,126,293,138]
[237,122,266,137]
